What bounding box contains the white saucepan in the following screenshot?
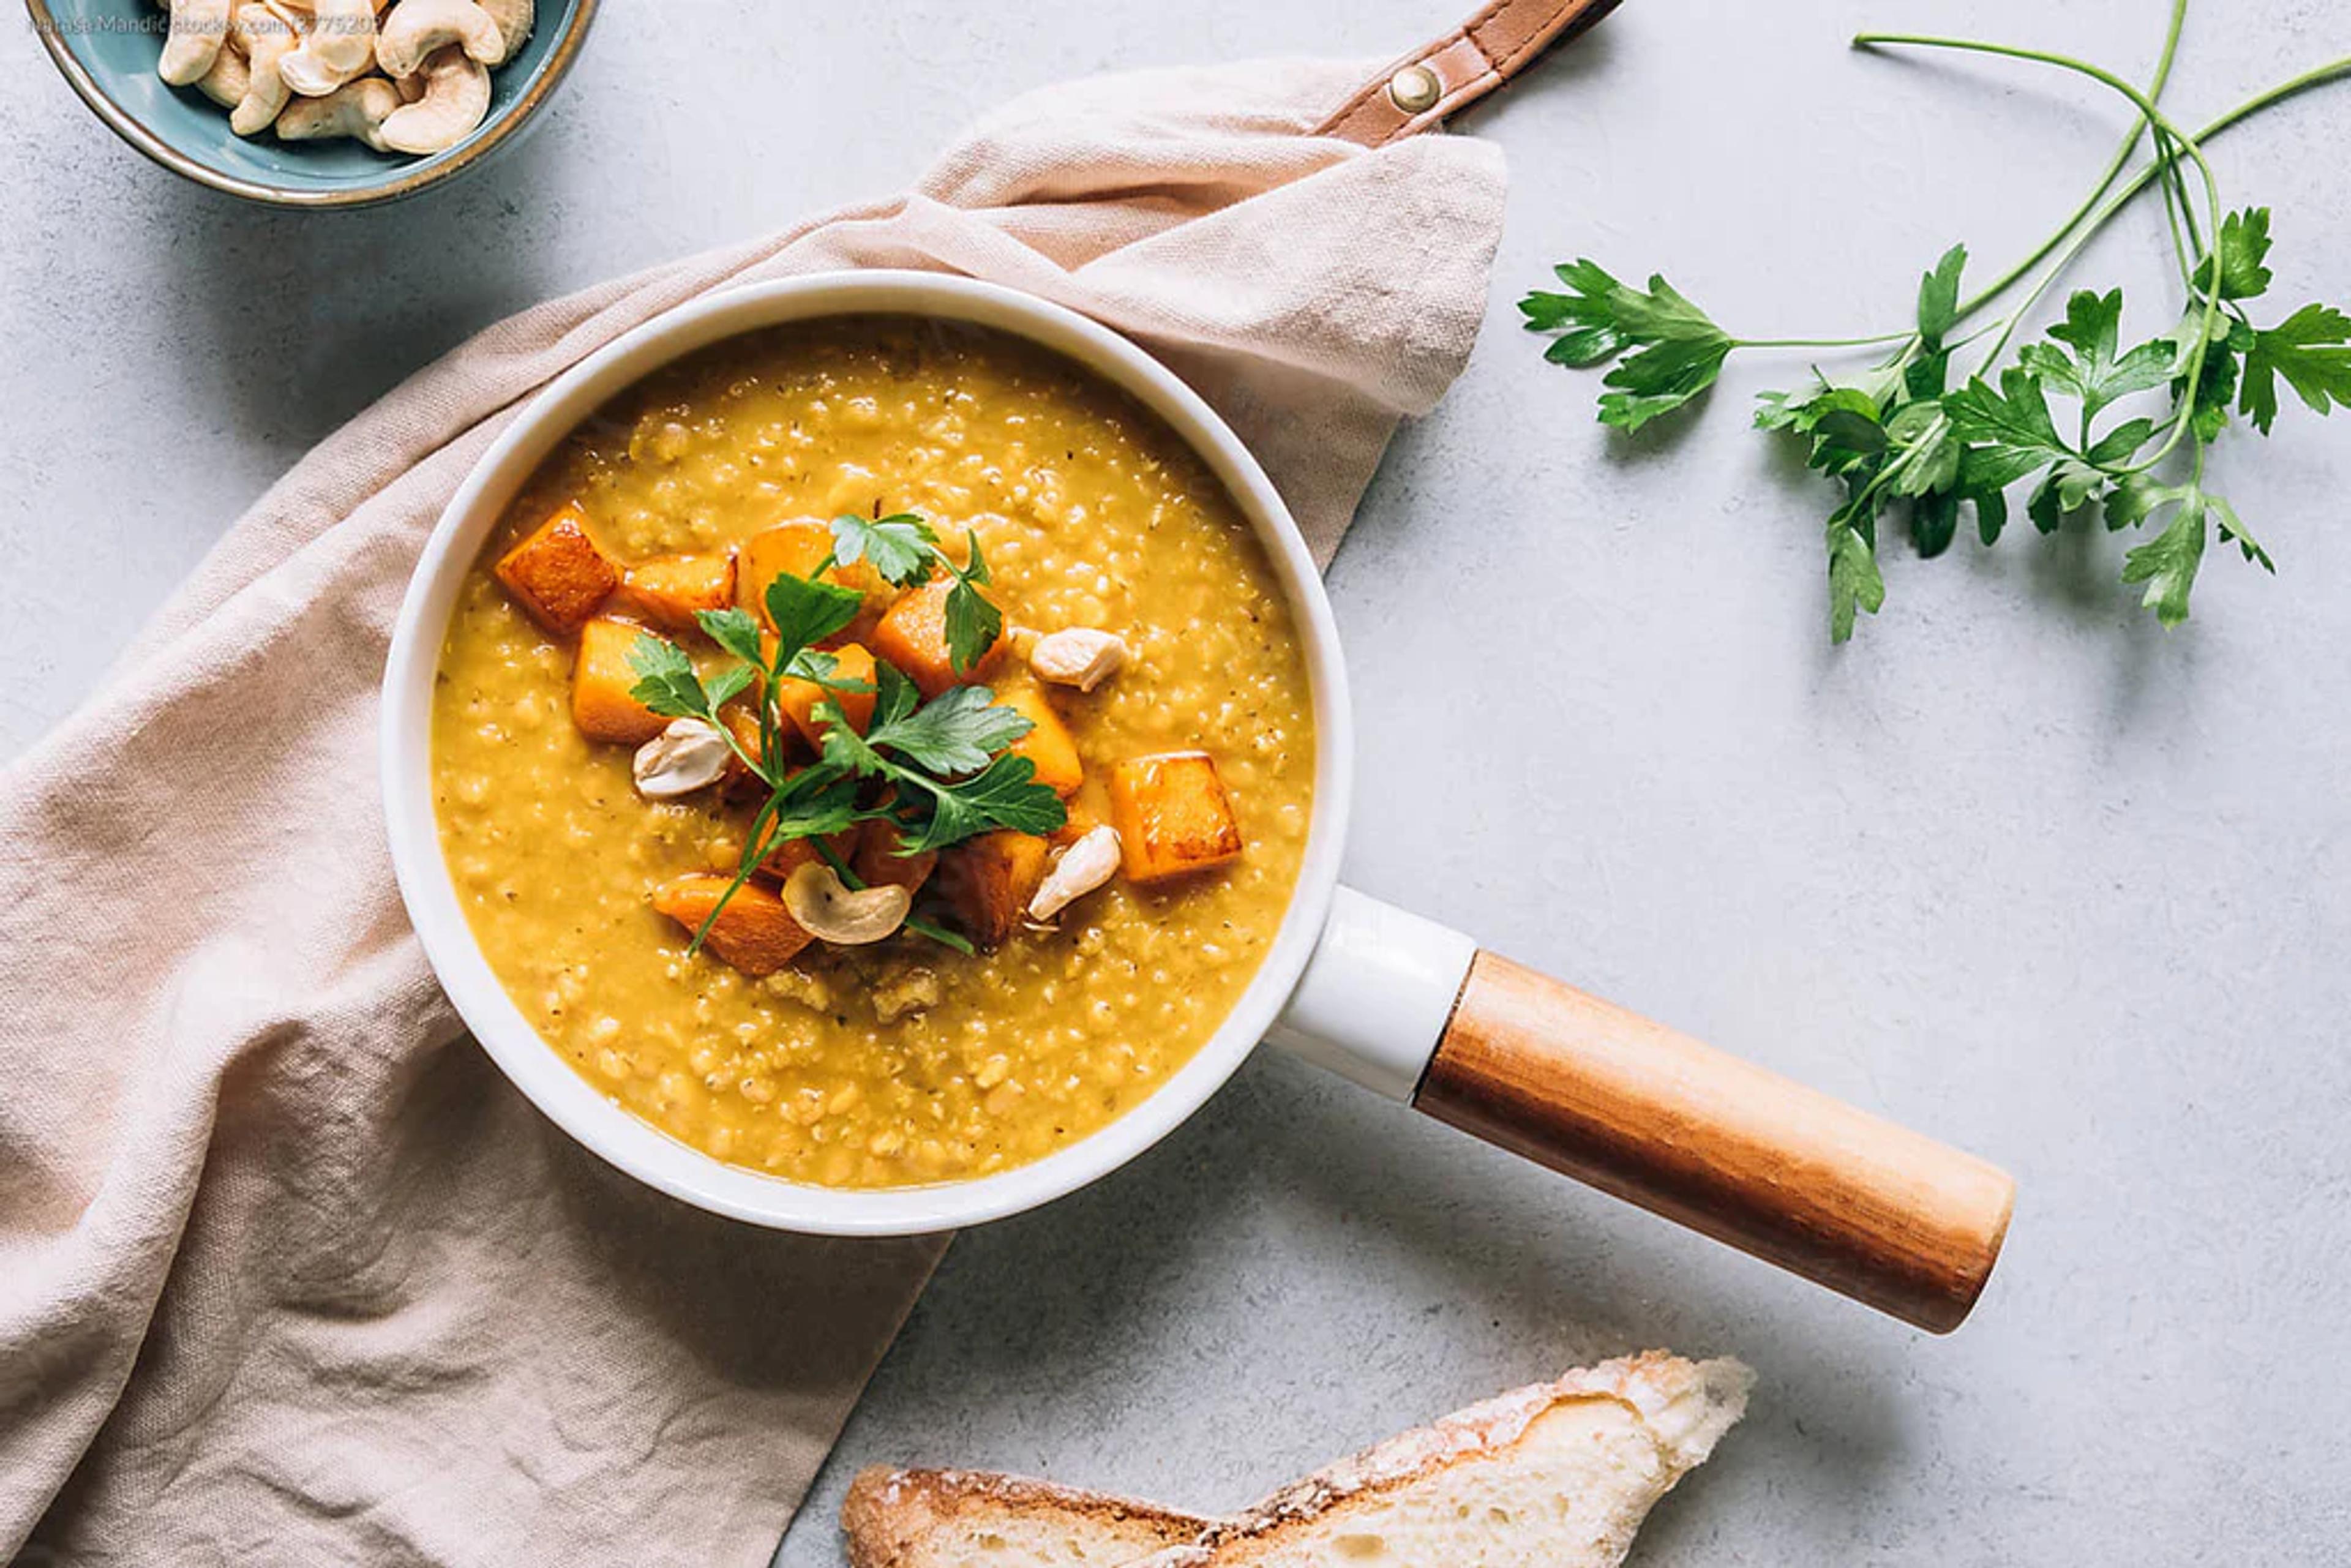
[383,272,2014,1332]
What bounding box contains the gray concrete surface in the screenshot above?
[9,1,2350,1562]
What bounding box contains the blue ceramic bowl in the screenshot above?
[28,0,597,207]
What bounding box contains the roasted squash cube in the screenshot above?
[736,520,835,617]
[996,684,1083,798]
[756,825,860,882]
[777,642,879,751]
[620,551,736,633]
[852,816,939,898]
[1048,801,1100,850]
[571,618,670,744]
[1108,751,1243,883]
[494,501,618,635]
[738,519,890,642]
[936,830,1050,949]
[871,579,1008,699]
[651,874,813,977]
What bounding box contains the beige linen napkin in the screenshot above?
[0,52,1507,1568]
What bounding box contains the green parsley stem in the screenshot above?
[1732,333,1914,351]
[1848,37,2197,159]
[1951,50,2351,323]
[2092,56,2351,230]
[1957,60,2350,396]
[1698,41,2348,368]
[2149,128,2197,288]
[2164,129,2209,261]
[1933,0,2188,323]
[712,711,771,785]
[1715,2,2183,357]
[688,797,786,956]
[1853,31,2227,464]
[904,917,976,955]
[814,836,861,886]
[2189,54,2351,141]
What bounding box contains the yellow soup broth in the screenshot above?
[431,317,1315,1187]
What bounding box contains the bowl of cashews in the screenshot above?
[29,0,596,207]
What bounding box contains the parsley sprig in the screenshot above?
[827,512,1003,675]
[1520,3,2351,640]
[817,672,1065,854]
[624,520,1065,956]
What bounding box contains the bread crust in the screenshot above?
[842,1465,1218,1568]
[839,1352,1750,1568]
[1136,1352,1751,1566]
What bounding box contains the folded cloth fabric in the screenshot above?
[0,50,1507,1568]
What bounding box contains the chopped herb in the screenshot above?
[818,669,1065,857]
[1519,261,1733,432]
[626,533,1058,955]
[828,511,941,587]
[825,511,1001,673]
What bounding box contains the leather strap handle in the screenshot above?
[1317,0,1627,148]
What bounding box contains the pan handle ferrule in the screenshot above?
[1266,885,1475,1102]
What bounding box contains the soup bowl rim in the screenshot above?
[379,269,1355,1234]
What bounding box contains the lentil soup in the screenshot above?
[431,317,1316,1189]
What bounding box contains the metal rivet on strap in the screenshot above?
[1387,64,1441,114]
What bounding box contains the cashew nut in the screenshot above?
[193,36,251,108]
[160,0,232,86]
[1029,628,1129,692]
[278,0,377,97]
[475,0,534,58]
[159,0,515,157]
[227,3,299,138]
[1027,826,1122,922]
[631,718,733,800]
[375,0,507,77]
[782,861,912,947]
[377,45,492,154]
[276,73,400,146]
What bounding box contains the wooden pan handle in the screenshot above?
[1415,950,2014,1332]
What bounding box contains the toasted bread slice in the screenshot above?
[1138,1353,1751,1568]
[840,1353,1747,1568]
[843,1466,1220,1568]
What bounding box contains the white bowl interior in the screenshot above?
[380,271,1354,1234]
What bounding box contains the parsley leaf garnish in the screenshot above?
[2240,303,2351,435]
[1521,8,2351,641]
[760,765,864,842]
[1827,516,1888,643]
[765,571,864,655]
[1944,368,2073,479]
[1518,261,1734,432]
[897,754,1067,855]
[627,635,721,722]
[2197,206,2274,302]
[2018,289,2176,419]
[2120,491,2209,628]
[940,530,1003,675]
[696,606,767,669]
[781,647,874,695]
[822,511,1001,674]
[1915,243,1967,346]
[829,512,940,587]
[623,524,1056,955]
[858,683,1032,776]
[818,678,1066,855]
